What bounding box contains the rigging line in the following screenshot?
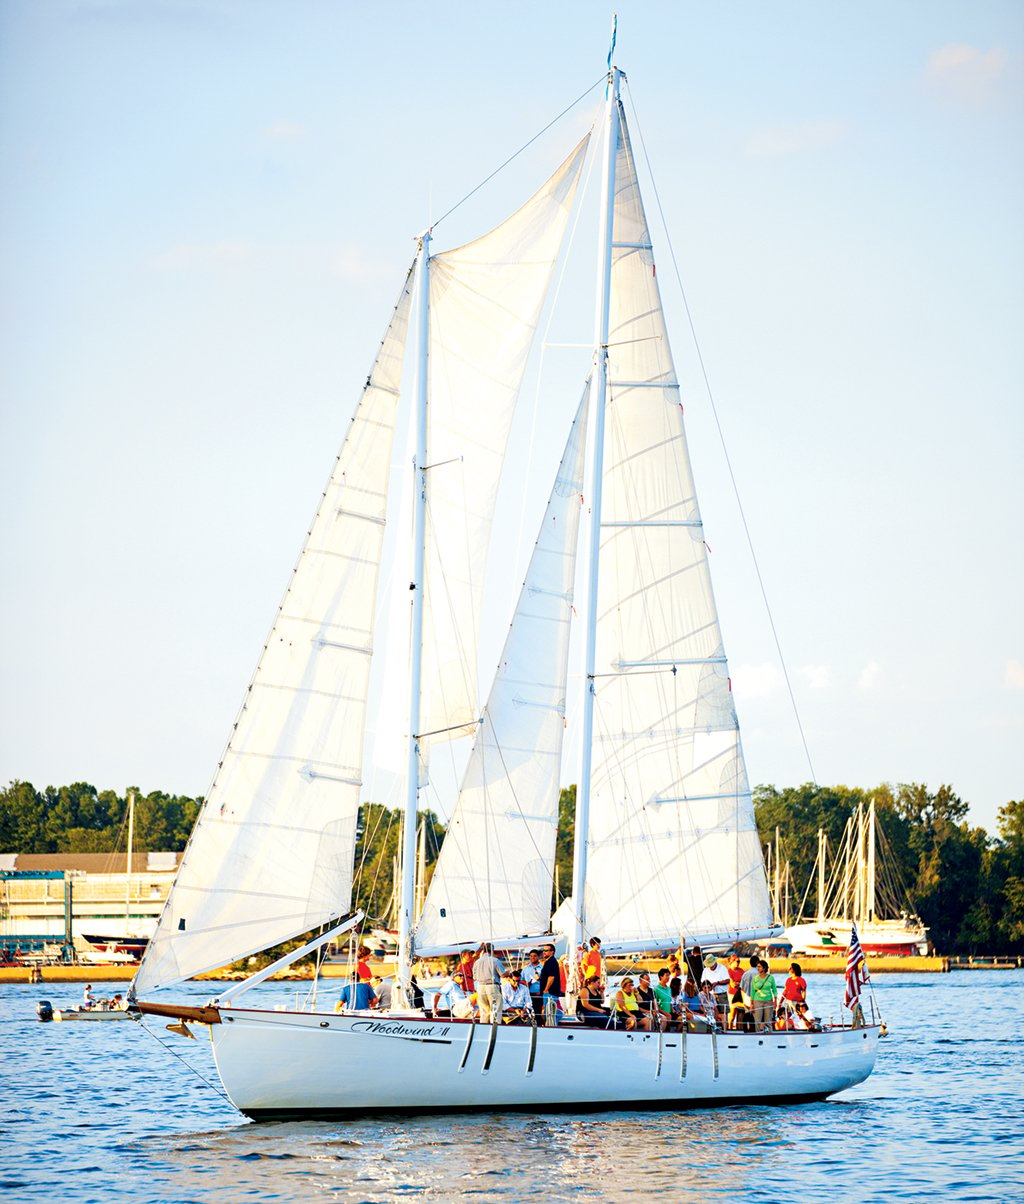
[430,80,603,231]
[623,78,817,785]
[136,1017,232,1104]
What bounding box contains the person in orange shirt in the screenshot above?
[582,936,604,988]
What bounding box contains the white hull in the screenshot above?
[209,1008,879,1119]
[54,1008,134,1022]
[784,921,929,957]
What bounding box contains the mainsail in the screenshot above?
[578,107,773,950]
[413,385,590,954]
[134,271,415,994]
[420,136,590,753]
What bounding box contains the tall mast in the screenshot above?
[816,828,826,923]
[571,63,622,949]
[867,796,877,925]
[124,789,135,936]
[396,231,431,1005]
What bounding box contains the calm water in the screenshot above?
[4,971,1023,1202]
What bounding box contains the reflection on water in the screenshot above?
[5,972,1024,1203]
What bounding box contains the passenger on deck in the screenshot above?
[749,960,778,1032]
[583,937,604,989]
[539,943,562,1026]
[681,978,710,1032]
[576,972,610,1027]
[739,955,761,1008]
[701,954,731,1016]
[501,969,533,1023]
[455,949,477,994]
[652,968,675,1031]
[429,972,459,1019]
[635,973,655,1031]
[356,945,373,982]
[473,942,505,1025]
[520,948,544,1023]
[613,977,641,1030]
[698,980,721,1030]
[336,976,377,1012]
[783,962,807,1014]
[371,976,392,1010]
[792,1001,821,1031]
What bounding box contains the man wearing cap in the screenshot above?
[539,943,562,1026]
[473,941,505,1024]
[501,969,532,1023]
[701,953,731,1016]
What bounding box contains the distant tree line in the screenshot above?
[2,778,1020,954]
[753,783,1023,956]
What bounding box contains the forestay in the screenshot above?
[134,272,415,994]
[419,136,590,755]
[413,386,590,954]
[580,108,773,949]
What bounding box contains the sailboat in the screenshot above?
[80,789,151,963]
[784,799,929,957]
[132,54,880,1118]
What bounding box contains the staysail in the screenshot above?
[579,107,773,950]
[419,136,590,753]
[134,270,415,993]
[413,384,590,954]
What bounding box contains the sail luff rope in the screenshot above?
[430,79,605,232]
[623,78,817,786]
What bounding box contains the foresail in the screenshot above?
[581,109,773,948]
[420,135,590,753]
[134,268,416,994]
[413,384,590,955]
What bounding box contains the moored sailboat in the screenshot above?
[132,50,880,1119]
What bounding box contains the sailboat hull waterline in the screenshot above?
[204,1009,878,1120]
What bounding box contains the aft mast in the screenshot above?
[396,230,431,1008]
[571,60,622,950]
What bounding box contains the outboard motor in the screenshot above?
[36,999,54,1022]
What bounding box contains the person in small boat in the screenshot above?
[109,993,126,1011]
[473,942,505,1024]
[783,962,807,1015]
[501,969,533,1023]
[82,984,94,1010]
[336,974,377,1012]
[576,971,610,1027]
[652,967,675,1031]
[613,977,641,1030]
[582,937,604,989]
[749,960,778,1032]
[539,943,562,1026]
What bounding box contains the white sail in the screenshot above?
[580,109,773,950]
[134,269,415,993]
[420,136,590,750]
[413,385,590,954]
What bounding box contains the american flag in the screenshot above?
[844,922,869,1008]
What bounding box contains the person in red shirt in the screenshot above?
[356,945,373,983]
[782,961,807,1015]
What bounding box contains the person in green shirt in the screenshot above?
[652,967,675,1031]
[749,960,778,1032]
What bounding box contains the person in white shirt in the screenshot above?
[473,941,506,1024]
[701,954,731,1016]
[501,970,532,1023]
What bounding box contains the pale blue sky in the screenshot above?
[1,1,1021,835]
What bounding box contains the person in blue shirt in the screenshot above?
[336,977,377,1012]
